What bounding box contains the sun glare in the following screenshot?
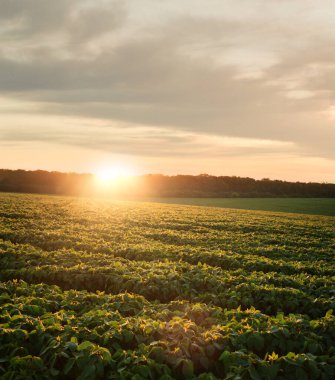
[95,166,134,186]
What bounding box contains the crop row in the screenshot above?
[1,280,335,379]
[1,230,335,279]
[1,240,334,318]
[1,196,334,285]
[1,193,335,379]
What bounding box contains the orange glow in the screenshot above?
[94,165,135,187]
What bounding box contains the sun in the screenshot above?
[94,165,134,186]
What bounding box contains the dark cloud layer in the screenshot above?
[0,0,335,162]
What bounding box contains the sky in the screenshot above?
[0,0,334,182]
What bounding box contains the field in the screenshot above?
[137,198,335,217]
[0,192,335,379]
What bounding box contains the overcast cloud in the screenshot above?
[0,0,334,180]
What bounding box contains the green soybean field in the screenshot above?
[0,192,335,380]
[135,198,335,217]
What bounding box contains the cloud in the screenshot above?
[0,0,335,165]
[0,0,125,38]
[0,112,296,160]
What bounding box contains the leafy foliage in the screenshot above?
[0,193,334,379]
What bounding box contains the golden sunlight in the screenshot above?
[94,165,134,186]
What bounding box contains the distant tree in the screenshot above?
[0,170,334,198]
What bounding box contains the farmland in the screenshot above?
[136,198,335,217]
[0,192,335,379]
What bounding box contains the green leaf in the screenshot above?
[248,365,262,380]
[219,351,231,363]
[181,359,194,377]
[295,367,308,380]
[137,365,150,377]
[77,341,94,351]
[325,309,333,317]
[78,364,96,380]
[50,368,60,376]
[64,358,76,375]
[263,364,280,380]
[100,347,112,362]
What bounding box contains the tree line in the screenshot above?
[0,169,334,198]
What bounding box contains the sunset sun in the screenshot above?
[95,166,134,186]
